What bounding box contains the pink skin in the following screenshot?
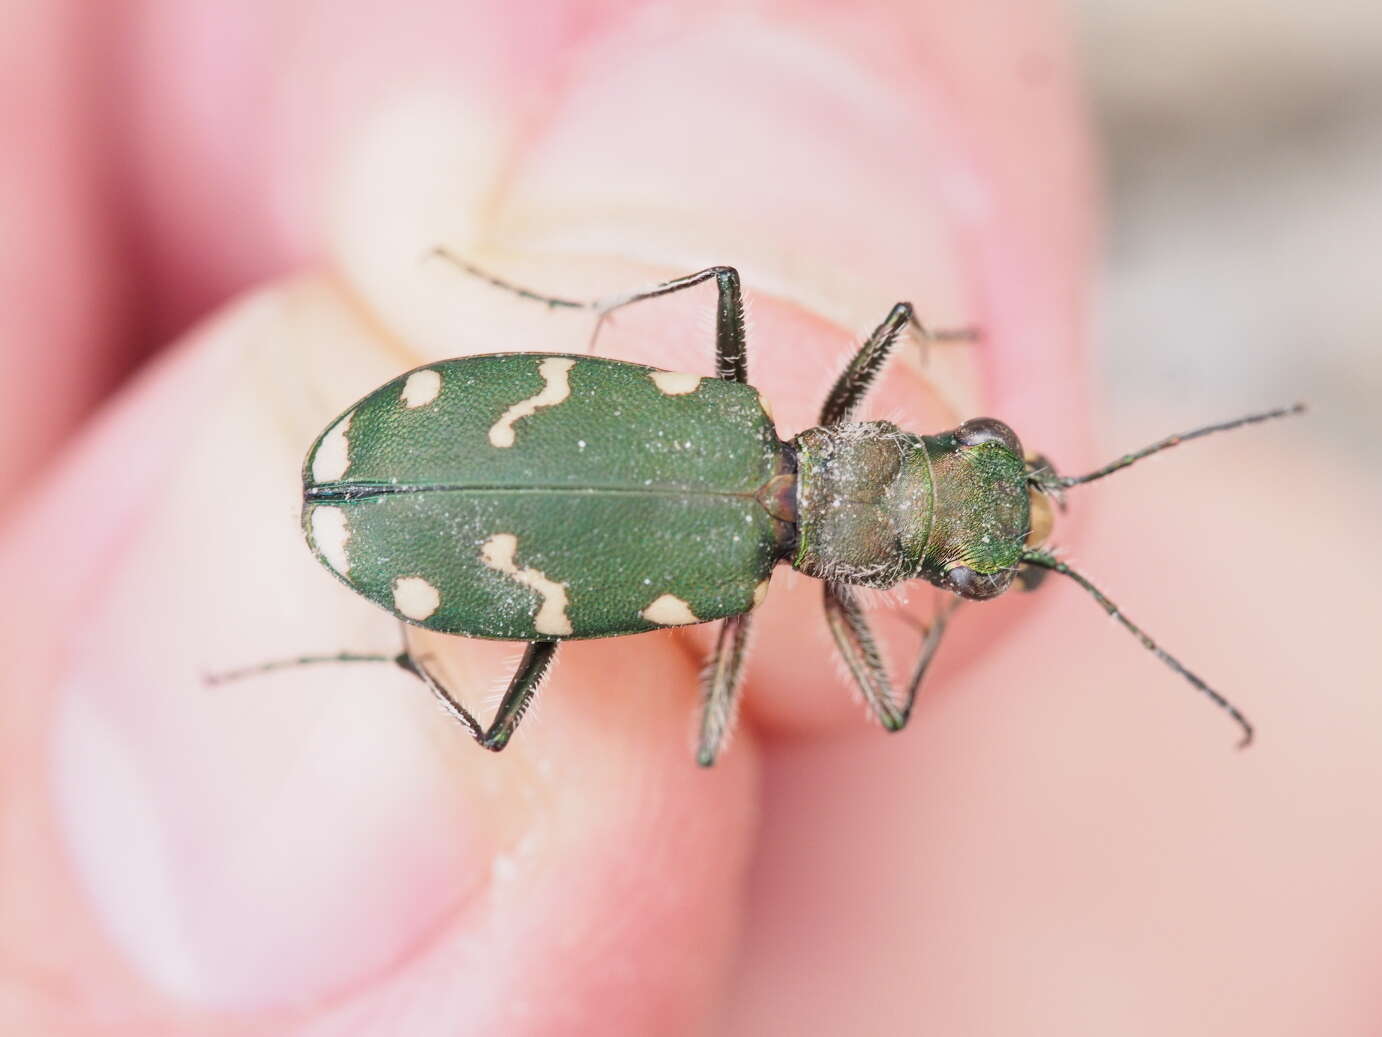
[5,2,1382,1035]
[0,3,126,496]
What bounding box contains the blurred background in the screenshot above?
[1079,0,1380,455]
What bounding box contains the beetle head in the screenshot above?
[919,417,1033,600]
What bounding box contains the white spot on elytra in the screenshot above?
[752,580,770,608]
[392,576,441,620]
[649,370,702,396]
[488,357,576,447]
[312,409,353,483]
[480,533,573,636]
[310,506,351,576]
[401,368,442,408]
[641,593,699,626]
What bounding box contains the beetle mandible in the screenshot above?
[228,253,1302,765]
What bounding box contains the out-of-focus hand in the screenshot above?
[6,3,1380,1035]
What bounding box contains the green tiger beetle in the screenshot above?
[219,252,1303,765]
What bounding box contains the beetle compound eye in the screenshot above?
[955,418,1022,456]
[945,565,1014,600]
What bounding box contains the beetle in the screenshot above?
[227,253,1302,765]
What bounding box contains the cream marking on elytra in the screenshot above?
[649,371,702,396]
[756,389,774,420]
[488,357,576,447]
[312,409,354,482]
[480,533,573,636]
[641,594,699,626]
[392,576,441,621]
[401,368,442,408]
[310,506,352,576]
[752,580,770,608]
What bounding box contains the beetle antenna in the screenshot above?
[205,652,400,686]
[1020,548,1253,748]
[1043,403,1304,490]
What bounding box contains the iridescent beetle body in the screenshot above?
[248,255,1302,764]
[303,353,790,640]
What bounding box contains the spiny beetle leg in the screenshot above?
[818,302,977,426]
[427,248,591,311]
[401,639,559,753]
[822,582,953,732]
[429,249,748,384]
[697,613,754,767]
[394,650,483,742]
[593,266,746,384]
[479,641,560,751]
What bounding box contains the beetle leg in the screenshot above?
[204,651,398,685]
[696,614,754,767]
[478,641,560,751]
[402,640,559,752]
[395,650,484,741]
[584,266,747,383]
[822,582,953,731]
[428,249,748,383]
[427,248,592,311]
[818,303,977,426]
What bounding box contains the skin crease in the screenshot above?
[4,1,1382,1035]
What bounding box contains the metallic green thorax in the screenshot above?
[791,423,1031,592]
[303,354,790,640]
